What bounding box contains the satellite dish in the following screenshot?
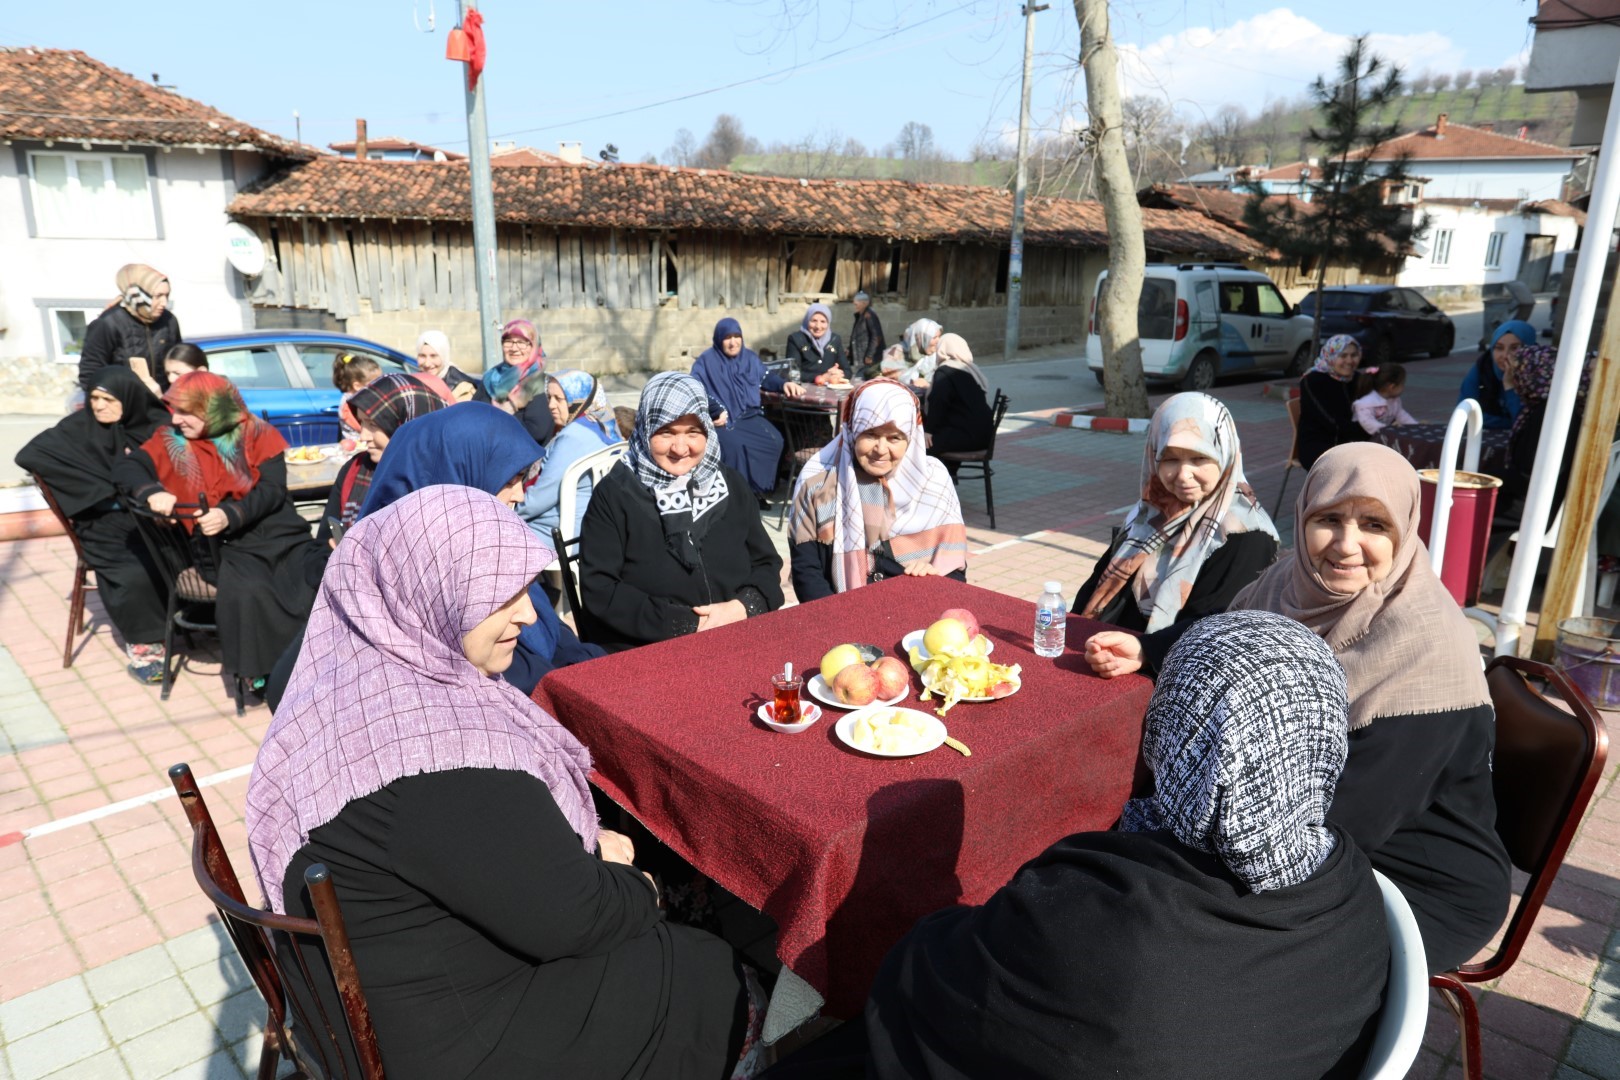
[224,221,266,276]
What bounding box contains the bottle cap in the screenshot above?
[1044,581,1062,594]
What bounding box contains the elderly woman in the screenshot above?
[1225,443,1509,973]
[413,329,481,402]
[849,291,887,380]
[921,334,994,475]
[518,369,625,542]
[113,372,317,689]
[788,379,967,602]
[1458,320,1529,431]
[16,368,173,682]
[1081,393,1278,677]
[317,374,446,543]
[691,317,806,500]
[78,263,183,394]
[785,302,847,384]
[767,612,1383,1079]
[897,318,943,387]
[1296,334,1368,470]
[248,486,754,1080]
[580,372,784,652]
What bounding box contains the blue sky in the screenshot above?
[8,1,1540,162]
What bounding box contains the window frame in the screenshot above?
[16,143,163,240]
[34,299,109,365]
[1430,228,1454,267]
[1484,233,1505,270]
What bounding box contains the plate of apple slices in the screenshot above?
[901,628,994,662]
[807,672,909,711]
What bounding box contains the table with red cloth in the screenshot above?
[760,383,851,417]
[535,576,1153,1019]
[1374,422,1510,476]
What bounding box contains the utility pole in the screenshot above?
[459,0,502,374]
[1004,3,1047,363]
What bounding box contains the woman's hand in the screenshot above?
[693,598,748,631]
[146,491,178,517]
[598,829,636,866]
[195,508,230,536]
[782,382,806,399]
[715,410,729,428]
[1084,631,1144,679]
[903,561,939,578]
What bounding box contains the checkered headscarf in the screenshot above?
[347,373,446,438]
[625,371,729,523]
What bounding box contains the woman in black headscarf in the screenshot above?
[16,368,173,681]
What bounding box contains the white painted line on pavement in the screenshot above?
[1,764,253,847]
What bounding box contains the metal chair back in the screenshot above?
[265,412,342,448]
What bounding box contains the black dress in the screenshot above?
[785,331,847,382]
[1072,531,1277,674]
[849,309,887,380]
[115,451,318,678]
[579,463,784,652]
[1297,370,1367,470]
[922,366,993,458]
[855,825,1386,1080]
[283,768,746,1080]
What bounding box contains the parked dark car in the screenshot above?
[188,331,419,440]
[1296,286,1456,364]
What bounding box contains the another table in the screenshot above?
[536,577,1152,1017]
[283,446,355,497]
[1374,422,1511,476]
[760,383,852,418]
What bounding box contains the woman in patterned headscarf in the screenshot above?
[113,371,318,688]
[518,368,626,543]
[580,372,783,652]
[784,301,847,383]
[317,373,446,541]
[847,612,1387,1080]
[789,378,967,601]
[1499,342,1591,523]
[1080,392,1278,678]
[78,263,184,394]
[1296,333,1368,469]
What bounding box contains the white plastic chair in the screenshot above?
[550,442,626,621]
[1357,870,1429,1080]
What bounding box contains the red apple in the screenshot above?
[989,680,1018,699]
[832,663,881,706]
[940,607,981,639]
[870,657,911,700]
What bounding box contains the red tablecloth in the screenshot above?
[1374,422,1510,476]
[535,577,1152,1017]
[760,384,850,415]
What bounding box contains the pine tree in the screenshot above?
[1242,36,1429,357]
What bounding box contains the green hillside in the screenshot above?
[729,153,1014,187]
[1273,85,1578,149]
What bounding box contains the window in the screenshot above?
[1485,233,1505,269]
[27,150,156,239]
[41,305,104,364]
[1431,229,1454,267]
[1256,283,1289,316]
[293,345,407,390]
[204,347,291,389]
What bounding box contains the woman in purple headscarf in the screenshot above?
[691,316,806,499]
[247,485,751,1080]
[785,301,847,383]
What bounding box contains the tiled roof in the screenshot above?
[1255,161,1313,181]
[228,158,1268,257]
[1361,122,1579,161]
[329,136,465,159]
[1137,183,1315,232]
[492,146,587,167]
[0,47,310,158]
[1525,198,1588,225]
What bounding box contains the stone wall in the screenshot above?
[0,356,77,416]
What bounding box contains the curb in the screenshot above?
[1052,412,1150,434]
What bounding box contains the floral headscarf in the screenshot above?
[484,319,547,402]
[144,371,286,509]
[1313,335,1359,381]
[1507,343,1591,467]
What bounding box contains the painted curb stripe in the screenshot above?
[5,764,254,845]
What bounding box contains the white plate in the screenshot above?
[807,672,908,711]
[901,628,994,661]
[756,701,823,734]
[283,446,338,463]
[834,706,947,758]
[921,670,1022,704]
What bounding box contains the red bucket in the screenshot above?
[1418,469,1502,607]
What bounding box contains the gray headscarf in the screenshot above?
[1119,610,1348,893]
[623,372,730,570]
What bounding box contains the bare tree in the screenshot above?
[1455,69,1474,91]
[895,122,937,162]
[1253,100,1294,166]
[1196,104,1250,168]
[665,128,698,167]
[1075,0,1148,417]
[694,114,759,170]
[1409,72,1434,96]
[1432,72,1453,92]
[1498,65,1518,85]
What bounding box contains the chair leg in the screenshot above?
[234,674,246,717]
[983,466,995,531]
[1269,465,1294,520]
[64,564,86,668]
[1431,974,1482,1080]
[161,599,179,702]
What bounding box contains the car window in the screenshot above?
[203,346,289,389]
[295,345,408,390]
[1256,283,1288,316]
[1401,289,1432,312]
[1375,291,1404,311]
[1303,292,1365,312]
[1219,283,1247,314]
[1137,278,1178,340]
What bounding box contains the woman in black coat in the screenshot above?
[77,264,182,394]
[921,334,994,477]
[1296,334,1368,469]
[15,368,173,681]
[784,302,848,383]
[580,372,784,652]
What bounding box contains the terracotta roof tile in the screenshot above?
[0,47,309,158]
[1137,183,1315,233]
[1361,122,1579,161]
[329,136,465,159]
[228,158,1266,258]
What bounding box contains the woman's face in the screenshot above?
[721,334,743,358]
[147,283,171,319]
[807,312,829,337]
[1156,445,1222,507]
[1492,332,1523,375]
[171,409,207,440]
[854,421,909,479]
[547,381,569,428]
[461,586,537,677]
[359,421,389,464]
[496,472,527,508]
[415,343,444,375]
[501,335,531,363]
[1329,343,1361,379]
[649,416,708,476]
[164,358,198,383]
[1304,496,1398,595]
[88,388,124,425]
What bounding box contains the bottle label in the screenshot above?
[1035,609,1054,629]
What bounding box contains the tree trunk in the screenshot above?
[1075,0,1149,418]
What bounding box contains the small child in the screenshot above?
[1352,363,1418,435]
[333,353,383,436]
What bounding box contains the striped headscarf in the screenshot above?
[789,378,967,592]
[1313,334,1360,381]
[115,263,168,324]
[338,374,448,525]
[1080,393,1277,632]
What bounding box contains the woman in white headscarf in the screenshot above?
[413,330,481,401]
[921,333,995,477]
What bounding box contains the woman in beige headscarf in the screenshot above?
[922,333,994,479]
[1228,442,1507,974]
[78,263,183,395]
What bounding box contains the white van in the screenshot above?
[1085,264,1316,390]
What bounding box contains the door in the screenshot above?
[1400,289,1447,352]
[1252,281,1294,369]
[1520,236,1556,292]
[202,344,315,419]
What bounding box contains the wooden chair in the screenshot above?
[1429,656,1609,1080]
[937,389,1011,530]
[128,503,246,716]
[169,763,385,1080]
[29,474,97,668]
[776,404,838,527]
[1357,870,1428,1080]
[1269,395,1303,519]
[550,529,605,646]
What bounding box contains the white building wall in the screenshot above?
[1397,204,1580,294]
[0,145,275,412]
[1377,158,1576,202]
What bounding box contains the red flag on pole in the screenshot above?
[464,9,487,91]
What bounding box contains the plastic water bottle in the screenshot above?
[1034,581,1067,657]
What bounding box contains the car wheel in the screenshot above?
[1179,352,1218,392]
[1284,342,1312,377]
[1430,325,1455,359]
[1369,336,1393,366]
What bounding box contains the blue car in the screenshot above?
[188,331,419,443]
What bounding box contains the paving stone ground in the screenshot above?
[3,341,1617,1078]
